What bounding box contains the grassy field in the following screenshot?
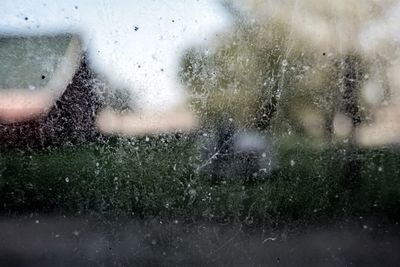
[1,134,400,223]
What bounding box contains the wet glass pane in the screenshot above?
[0,0,400,266]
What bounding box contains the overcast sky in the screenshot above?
[0,0,231,111]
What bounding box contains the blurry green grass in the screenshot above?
[1,135,400,223]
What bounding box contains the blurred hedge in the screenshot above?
[1,136,399,223]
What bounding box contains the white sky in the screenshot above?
[0,0,231,111]
[360,1,400,52]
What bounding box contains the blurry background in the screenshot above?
[182,0,400,147]
[1,0,400,266]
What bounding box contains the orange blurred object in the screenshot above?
[0,91,52,123]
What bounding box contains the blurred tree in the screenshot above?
[180,0,400,188]
[180,0,395,140]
